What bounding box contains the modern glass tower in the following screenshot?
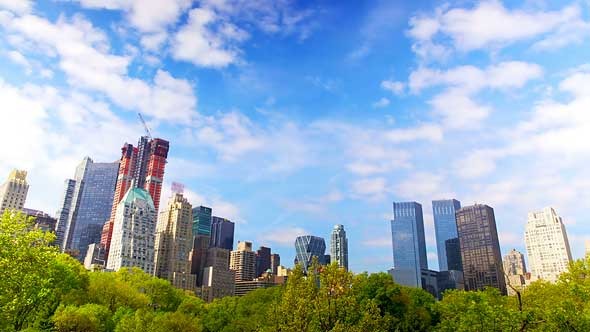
[330,224,349,270]
[193,206,213,236]
[432,199,461,271]
[456,204,506,295]
[294,235,328,273]
[390,202,427,287]
[210,216,234,250]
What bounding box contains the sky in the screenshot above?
[1,0,590,273]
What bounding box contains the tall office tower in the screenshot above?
[456,204,506,294]
[190,235,210,286]
[230,241,256,281]
[210,216,235,250]
[294,235,328,273]
[444,238,463,271]
[330,224,349,270]
[0,169,29,214]
[57,157,118,260]
[55,179,76,249]
[154,194,197,291]
[106,188,156,274]
[101,136,169,260]
[256,246,271,277]
[433,199,462,271]
[202,247,235,301]
[390,202,427,287]
[525,207,573,283]
[503,249,527,295]
[270,253,280,274]
[193,206,213,236]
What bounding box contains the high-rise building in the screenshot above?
[193,206,212,236]
[525,207,572,283]
[83,243,106,270]
[256,246,271,277]
[56,157,118,260]
[270,253,280,275]
[456,204,506,294]
[330,224,349,270]
[0,169,29,214]
[106,187,156,274]
[22,208,57,232]
[210,216,234,250]
[294,235,328,273]
[230,241,256,281]
[101,137,169,261]
[190,235,210,286]
[433,199,462,271]
[390,202,427,287]
[503,249,527,295]
[201,247,235,301]
[154,194,197,291]
[444,238,463,271]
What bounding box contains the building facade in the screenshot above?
[525,207,572,283]
[230,241,256,281]
[154,194,197,291]
[456,204,506,294]
[55,179,76,250]
[193,206,213,236]
[0,169,29,214]
[22,208,57,232]
[390,202,427,287]
[210,216,234,250]
[106,188,156,274]
[432,199,462,271]
[256,246,271,277]
[294,235,328,273]
[330,224,349,270]
[201,247,235,301]
[503,249,527,295]
[190,234,210,286]
[270,253,280,275]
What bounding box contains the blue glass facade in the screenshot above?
[390,202,427,287]
[192,206,212,236]
[294,235,327,273]
[210,216,234,250]
[432,199,461,271]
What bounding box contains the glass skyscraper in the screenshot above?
[432,199,461,271]
[330,224,349,271]
[294,235,328,273]
[193,206,213,236]
[210,216,235,250]
[390,201,427,287]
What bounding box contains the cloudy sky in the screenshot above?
[1,0,589,272]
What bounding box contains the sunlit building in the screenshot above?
[390,202,427,287]
[0,169,29,214]
[330,224,349,270]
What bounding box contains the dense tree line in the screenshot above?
[2,211,590,331]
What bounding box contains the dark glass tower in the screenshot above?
[456,204,506,295]
[193,206,213,236]
[210,216,235,250]
[256,246,271,277]
[390,202,427,287]
[294,235,327,273]
[432,199,462,271]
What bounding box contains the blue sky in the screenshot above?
[1,0,590,272]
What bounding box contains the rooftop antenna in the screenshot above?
[137,112,153,140]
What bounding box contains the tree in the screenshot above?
[53,304,113,332]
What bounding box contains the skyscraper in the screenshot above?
[210,216,234,250]
[456,204,506,294]
[270,253,280,275]
[55,179,76,250]
[154,193,197,291]
[330,224,349,270]
[190,234,210,286]
[230,241,256,281]
[101,136,169,260]
[56,157,118,260]
[0,169,29,214]
[525,207,572,283]
[503,249,527,295]
[294,235,328,273]
[193,206,212,236]
[256,246,271,277]
[432,199,461,271]
[106,187,157,274]
[202,247,235,301]
[390,202,427,287]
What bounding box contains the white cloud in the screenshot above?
[5,50,31,74]
[258,226,308,246]
[395,172,452,201]
[385,123,443,143]
[361,236,391,248]
[351,177,389,200]
[429,89,491,129]
[0,0,31,14]
[381,80,404,95]
[372,97,390,108]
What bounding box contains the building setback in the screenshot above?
[390,202,427,287]
[154,193,197,291]
[432,199,462,271]
[210,216,234,250]
[330,224,349,271]
[0,169,29,214]
[525,207,572,283]
[106,187,156,274]
[230,241,256,281]
[456,204,506,295]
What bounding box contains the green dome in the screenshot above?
[122,187,155,209]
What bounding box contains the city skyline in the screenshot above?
[2,0,590,273]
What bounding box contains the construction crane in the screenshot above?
[137,112,153,140]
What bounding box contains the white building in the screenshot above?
[106,187,156,274]
[525,207,572,283]
[0,169,29,214]
[330,224,349,270]
[230,241,256,281]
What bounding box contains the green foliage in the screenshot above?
[53,304,113,332]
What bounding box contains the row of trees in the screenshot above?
[2,211,590,331]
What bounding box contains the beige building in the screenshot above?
[201,247,235,301]
[0,169,29,214]
[503,249,527,295]
[230,241,256,281]
[525,207,572,283]
[154,193,197,291]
